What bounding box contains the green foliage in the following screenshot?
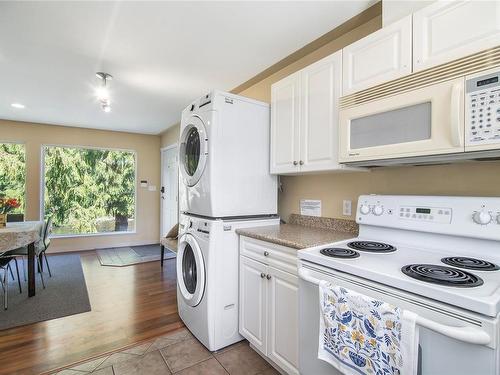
[0,143,25,213]
[44,146,135,235]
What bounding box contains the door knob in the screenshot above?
[293,161,298,166]
[266,274,272,280]
[260,273,266,278]
[264,251,269,256]
[299,160,304,165]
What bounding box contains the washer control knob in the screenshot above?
[472,211,492,225]
[360,204,370,215]
[373,205,384,216]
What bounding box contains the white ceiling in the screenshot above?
[0,1,375,134]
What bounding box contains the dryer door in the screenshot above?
[179,115,208,187]
[177,233,206,307]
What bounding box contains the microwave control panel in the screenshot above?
[465,68,500,145]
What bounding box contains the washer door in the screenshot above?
[177,234,206,307]
[179,116,208,187]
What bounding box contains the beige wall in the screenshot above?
[0,119,161,252]
[160,123,180,148]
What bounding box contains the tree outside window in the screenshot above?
[43,146,136,235]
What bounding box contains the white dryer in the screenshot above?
[176,213,279,351]
[179,90,277,218]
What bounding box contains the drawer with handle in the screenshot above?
[240,236,298,275]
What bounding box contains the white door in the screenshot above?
[161,146,178,237]
[300,51,343,172]
[413,0,500,72]
[342,15,412,95]
[239,255,268,354]
[270,72,301,174]
[267,266,299,375]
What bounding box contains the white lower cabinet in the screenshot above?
[239,236,299,375]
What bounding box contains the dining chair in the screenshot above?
[8,218,52,289]
[0,253,19,310]
[7,213,24,223]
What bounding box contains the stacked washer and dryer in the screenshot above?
[176,91,279,351]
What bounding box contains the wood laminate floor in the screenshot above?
[0,252,183,375]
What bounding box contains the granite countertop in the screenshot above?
[236,214,358,250]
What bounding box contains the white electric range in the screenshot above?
[298,195,500,375]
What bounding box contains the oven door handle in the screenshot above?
[415,316,490,346]
[298,268,491,346]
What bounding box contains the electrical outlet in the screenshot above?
[343,200,352,216]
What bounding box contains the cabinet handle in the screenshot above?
[293,161,298,166]
[260,273,266,279]
[299,160,304,165]
[266,274,272,280]
[264,251,269,257]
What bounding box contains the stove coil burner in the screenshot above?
[320,248,360,259]
[347,241,396,253]
[441,257,500,271]
[402,264,484,288]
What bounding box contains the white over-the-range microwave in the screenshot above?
[339,66,500,166]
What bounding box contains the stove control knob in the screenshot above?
[472,211,492,225]
[360,204,370,215]
[372,205,384,216]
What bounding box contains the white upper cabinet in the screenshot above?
[413,0,500,72]
[300,51,343,172]
[270,72,301,174]
[271,51,355,174]
[342,15,412,96]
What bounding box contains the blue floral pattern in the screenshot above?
[318,282,404,375]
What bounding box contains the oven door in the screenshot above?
[339,77,465,163]
[298,262,498,375]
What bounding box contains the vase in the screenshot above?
[0,214,6,228]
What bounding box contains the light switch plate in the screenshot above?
[343,200,352,216]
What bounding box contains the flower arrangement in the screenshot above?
[0,198,21,214]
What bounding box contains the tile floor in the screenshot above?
[55,328,281,375]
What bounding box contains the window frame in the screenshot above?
[40,143,138,238]
[0,140,27,216]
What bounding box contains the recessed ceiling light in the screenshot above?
[11,103,25,109]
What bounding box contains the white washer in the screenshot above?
[179,90,277,218]
[177,213,279,351]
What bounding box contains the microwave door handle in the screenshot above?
[450,83,463,147]
[416,316,490,346]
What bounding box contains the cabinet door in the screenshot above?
[239,256,267,353]
[342,15,412,95]
[270,72,301,174]
[300,51,343,172]
[413,1,500,71]
[267,266,299,375]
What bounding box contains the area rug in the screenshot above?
[0,254,91,330]
[96,244,176,267]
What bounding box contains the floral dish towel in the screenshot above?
[318,281,419,375]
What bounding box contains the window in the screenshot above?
[0,143,26,213]
[43,145,136,236]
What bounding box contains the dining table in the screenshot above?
[0,221,43,297]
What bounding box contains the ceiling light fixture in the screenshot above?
[11,103,25,109]
[95,72,113,113]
